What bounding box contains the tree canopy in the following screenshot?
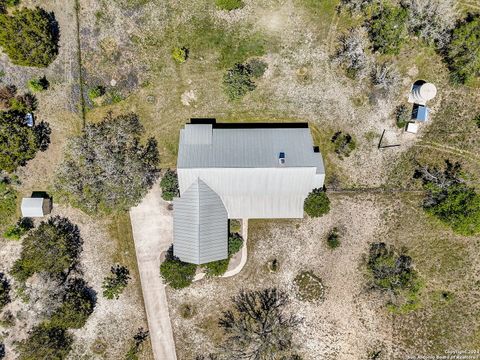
[0,7,59,67]
[218,288,300,359]
[16,323,73,360]
[446,13,480,84]
[49,278,96,329]
[11,216,83,282]
[102,265,130,300]
[160,169,179,201]
[55,113,160,214]
[415,160,480,235]
[0,111,39,172]
[369,5,408,55]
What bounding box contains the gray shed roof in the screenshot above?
[21,198,46,217]
[173,178,228,265]
[177,123,324,173]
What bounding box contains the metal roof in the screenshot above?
[177,124,324,173]
[173,178,228,264]
[21,198,45,217]
[414,105,429,122]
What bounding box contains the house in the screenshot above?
[173,120,325,264]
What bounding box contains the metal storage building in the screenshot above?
[21,197,51,217]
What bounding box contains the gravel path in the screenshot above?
[130,184,177,360]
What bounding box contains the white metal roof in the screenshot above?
[173,179,228,264]
[21,198,45,217]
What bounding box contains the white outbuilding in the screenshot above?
[21,198,51,217]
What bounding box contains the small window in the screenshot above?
[278,152,286,164]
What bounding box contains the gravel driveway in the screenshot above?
[130,183,177,360]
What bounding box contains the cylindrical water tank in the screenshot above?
[412,82,437,103]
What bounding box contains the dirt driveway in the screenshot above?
[130,183,177,360]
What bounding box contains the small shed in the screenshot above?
[21,198,51,217]
[406,122,418,134]
[413,105,429,122]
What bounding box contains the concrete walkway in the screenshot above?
[130,184,177,360]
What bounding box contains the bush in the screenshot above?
[0,180,17,230]
[11,216,83,282]
[9,93,38,113]
[179,303,196,319]
[0,273,10,311]
[3,217,34,240]
[160,257,197,289]
[331,131,356,158]
[160,169,179,201]
[102,265,130,300]
[28,76,49,92]
[0,7,59,67]
[55,113,160,214]
[334,27,371,79]
[475,113,480,128]
[294,271,325,302]
[445,13,480,84]
[223,63,256,100]
[16,323,73,360]
[326,227,340,249]
[172,46,188,63]
[49,278,96,329]
[304,188,330,217]
[125,328,149,360]
[87,86,105,100]
[369,5,408,55]
[247,58,268,78]
[371,62,400,95]
[415,160,480,235]
[202,258,229,277]
[228,233,243,256]
[339,0,376,14]
[366,242,422,312]
[395,104,410,128]
[215,0,243,11]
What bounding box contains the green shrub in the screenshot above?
[9,93,37,113]
[160,257,197,289]
[0,180,17,230]
[215,0,243,11]
[179,303,196,319]
[326,227,340,249]
[367,242,422,312]
[125,328,149,360]
[0,273,10,311]
[331,131,356,158]
[395,104,410,128]
[228,233,243,256]
[294,271,325,302]
[304,188,330,217]
[16,323,73,360]
[0,7,59,67]
[49,278,95,329]
[223,63,256,100]
[3,217,34,240]
[102,264,130,299]
[27,76,49,92]
[415,160,480,235]
[87,85,105,100]
[368,5,408,55]
[160,169,179,201]
[202,258,229,277]
[446,13,480,84]
[172,46,188,63]
[11,216,82,282]
[247,58,268,78]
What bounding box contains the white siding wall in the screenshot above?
[178,167,323,219]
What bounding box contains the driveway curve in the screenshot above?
[130,183,177,360]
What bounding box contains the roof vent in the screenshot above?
[278,152,286,165]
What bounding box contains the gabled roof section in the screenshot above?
[173,178,228,264]
[177,122,325,174]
